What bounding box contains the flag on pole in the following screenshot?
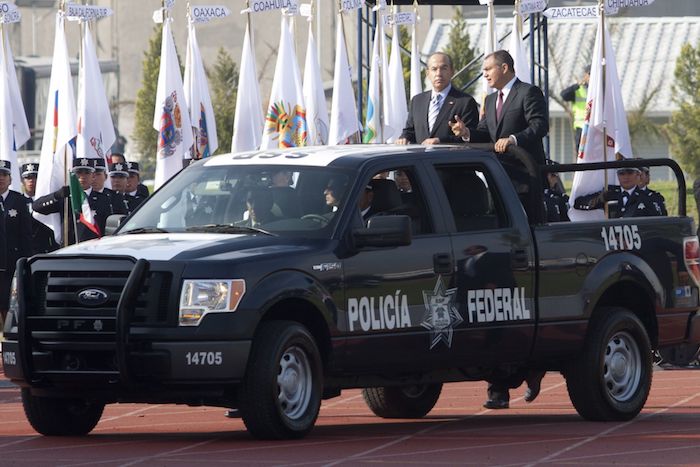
[184,21,218,160]
[363,18,383,144]
[0,26,30,191]
[329,13,359,145]
[34,13,77,244]
[69,169,100,236]
[508,10,531,84]
[260,16,308,149]
[410,20,423,99]
[385,21,408,143]
[153,17,192,190]
[303,18,329,145]
[77,21,116,168]
[231,22,264,152]
[568,10,633,221]
[482,0,499,98]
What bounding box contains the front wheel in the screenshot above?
[363,383,442,419]
[565,307,652,421]
[238,321,323,440]
[22,389,104,436]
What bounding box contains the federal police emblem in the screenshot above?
[421,276,463,349]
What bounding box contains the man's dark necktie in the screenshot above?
[496,91,504,121]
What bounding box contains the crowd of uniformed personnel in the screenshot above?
[0,155,149,322]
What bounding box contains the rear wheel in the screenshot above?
[238,321,323,440]
[22,389,104,436]
[566,307,652,421]
[363,383,442,419]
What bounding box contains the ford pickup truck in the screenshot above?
[3,145,700,439]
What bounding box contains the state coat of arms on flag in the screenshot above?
[158,91,184,159]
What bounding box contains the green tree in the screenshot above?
[665,42,700,177]
[627,85,662,155]
[133,24,162,180]
[442,8,478,94]
[209,48,238,154]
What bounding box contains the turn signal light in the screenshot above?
[684,237,700,288]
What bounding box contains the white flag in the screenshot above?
[508,11,531,84]
[0,26,30,191]
[410,21,422,99]
[231,23,264,152]
[77,22,116,168]
[328,14,359,145]
[184,21,218,159]
[34,13,77,244]
[260,16,308,149]
[303,21,329,145]
[482,0,499,98]
[385,22,408,143]
[153,18,193,190]
[363,18,383,144]
[379,19,393,141]
[569,12,632,222]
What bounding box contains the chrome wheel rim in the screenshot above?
[604,331,642,402]
[276,346,312,420]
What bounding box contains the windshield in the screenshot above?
[119,164,353,238]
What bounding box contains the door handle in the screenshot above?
[511,248,529,270]
[434,253,454,274]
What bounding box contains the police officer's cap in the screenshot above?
[72,158,95,173]
[126,161,140,175]
[0,160,10,174]
[21,162,39,178]
[91,158,107,172]
[109,162,129,177]
[616,167,641,174]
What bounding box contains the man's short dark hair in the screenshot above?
[429,52,454,70]
[486,50,515,73]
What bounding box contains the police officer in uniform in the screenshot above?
[20,163,58,254]
[107,162,131,215]
[124,161,148,213]
[0,161,33,322]
[573,167,664,218]
[111,153,149,198]
[638,165,667,216]
[33,158,111,245]
[92,158,127,215]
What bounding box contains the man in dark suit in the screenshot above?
[396,52,479,145]
[33,158,111,245]
[0,161,33,322]
[573,167,664,218]
[450,50,549,166]
[20,163,58,254]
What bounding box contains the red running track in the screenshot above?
[0,368,699,466]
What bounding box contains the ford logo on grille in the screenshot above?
[76,288,110,306]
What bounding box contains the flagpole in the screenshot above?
[599,0,609,219]
[57,0,72,246]
[337,0,356,143]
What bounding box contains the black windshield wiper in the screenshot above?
[185,224,276,236]
[120,227,170,235]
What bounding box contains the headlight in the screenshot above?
[178,279,246,326]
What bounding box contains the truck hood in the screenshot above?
[54,233,286,261]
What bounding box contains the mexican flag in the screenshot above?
[70,173,100,237]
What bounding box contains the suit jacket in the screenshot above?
[24,196,59,254]
[574,186,662,218]
[401,86,479,144]
[33,188,111,245]
[470,79,548,165]
[0,190,33,271]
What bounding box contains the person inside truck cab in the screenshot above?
[238,188,278,227]
[573,167,664,218]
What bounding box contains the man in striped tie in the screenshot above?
[396,52,479,145]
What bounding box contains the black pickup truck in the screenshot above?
[3,145,700,439]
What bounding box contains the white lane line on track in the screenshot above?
[520,390,700,467]
[98,405,160,423]
[295,381,565,467]
[0,437,38,449]
[320,393,364,410]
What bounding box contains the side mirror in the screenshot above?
[353,215,412,248]
[105,214,127,236]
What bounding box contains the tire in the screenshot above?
[362,383,442,419]
[658,344,700,367]
[238,321,323,440]
[565,307,652,421]
[22,389,104,436]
